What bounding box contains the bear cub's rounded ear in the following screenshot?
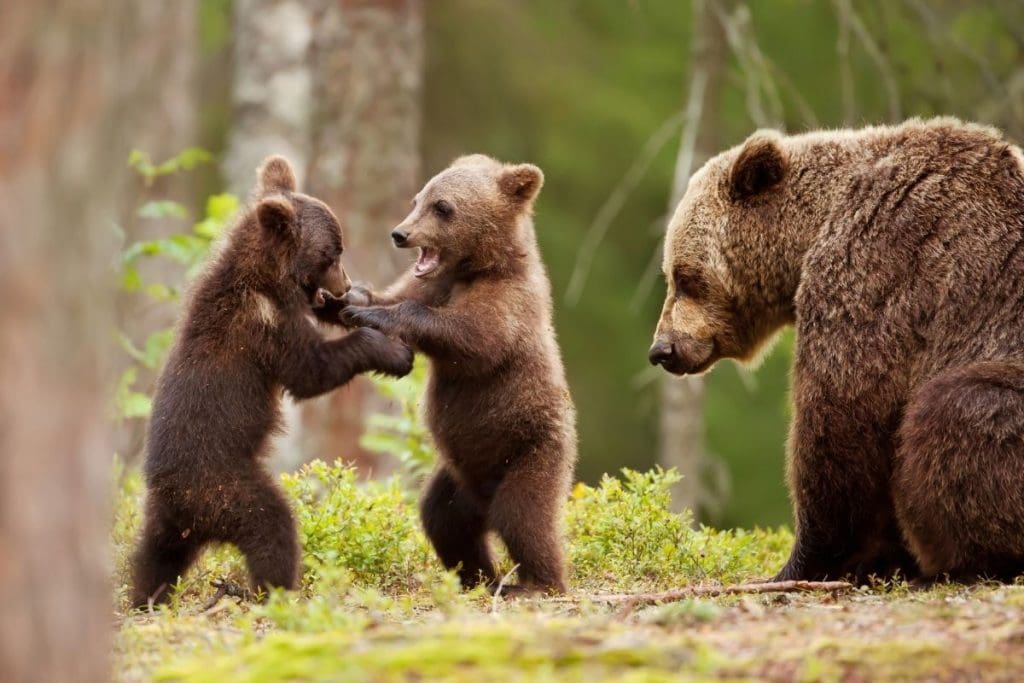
[728,131,787,201]
[257,155,298,195]
[256,196,298,242]
[498,163,544,204]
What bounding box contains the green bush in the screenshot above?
[282,460,438,593]
[113,458,791,612]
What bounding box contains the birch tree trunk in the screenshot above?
[225,0,423,472]
[659,0,730,516]
[299,0,424,472]
[0,1,130,680]
[223,0,315,197]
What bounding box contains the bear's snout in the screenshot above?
[648,339,675,367]
[391,229,409,246]
[649,334,715,375]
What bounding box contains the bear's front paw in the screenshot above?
[377,339,415,378]
[312,289,348,324]
[341,305,389,332]
[340,284,373,308]
[352,328,414,377]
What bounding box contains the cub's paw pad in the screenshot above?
[340,286,372,307]
[311,288,329,309]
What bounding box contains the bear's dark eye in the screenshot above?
[674,268,708,300]
[432,199,454,219]
[320,249,340,271]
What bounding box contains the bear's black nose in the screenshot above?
[391,229,408,246]
[648,339,675,366]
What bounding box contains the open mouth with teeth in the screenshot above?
[414,247,440,278]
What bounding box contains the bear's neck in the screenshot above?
[202,218,300,307]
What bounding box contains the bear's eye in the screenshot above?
[321,250,339,271]
[674,269,708,300]
[432,200,454,219]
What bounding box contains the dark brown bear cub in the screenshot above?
[341,155,577,594]
[130,156,413,608]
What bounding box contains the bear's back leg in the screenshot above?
[487,452,571,594]
[420,464,496,589]
[131,497,204,608]
[895,360,1024,580]
[214,469,300,596]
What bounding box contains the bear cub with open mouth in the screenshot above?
[340,155,577,595]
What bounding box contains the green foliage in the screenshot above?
[568,468,692,587]
[128,147,213,186]
[359,360,437,481]
[114,150,239,421]
[111,458,790,615]
[568,468,791,589]
[281,461,439,593]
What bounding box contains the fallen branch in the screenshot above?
[558,580,853,607]
[201,578,251,612]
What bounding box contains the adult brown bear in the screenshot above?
[650,118,1024,583]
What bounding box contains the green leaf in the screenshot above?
[119,391,153,419]
[137,200,189,220]
[113,367,152,419]
[144,283,176,303]
[117,332,147,365]
[173,147,214,171]
[127,149,155,179]
[194,193,240,239]
[142,329,174,369]
[120,265,142,292]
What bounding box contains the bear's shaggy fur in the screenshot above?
[131,156,413,607]
[341,155,577,594]
[650,118,1024,582]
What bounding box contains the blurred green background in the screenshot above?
[172,0,1023,528]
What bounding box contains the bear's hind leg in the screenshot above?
[131,501,203,608]
[421,465,496,589]
[895,361,1024,580]
[488,459,569,595]
[218,471,300,596]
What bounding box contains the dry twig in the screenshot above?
[556,580,853,608]
[201,578,251,612]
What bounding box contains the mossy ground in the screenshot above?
[112,463,1024,682]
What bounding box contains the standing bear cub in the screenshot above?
[131,156,413,608]
[341,155,577,594]
[650,118,1024,583]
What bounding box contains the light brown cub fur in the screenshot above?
[341,155,577,594]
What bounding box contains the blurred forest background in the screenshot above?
[110,0,1024,529]
[5,2,1024,680]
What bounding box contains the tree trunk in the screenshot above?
[0,1,130,680]
[223,0,317,471]
[659,0,730,517]
[299,0,424,473]
[224,0,423,473]
[223,0,316,196]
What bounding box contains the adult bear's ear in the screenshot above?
[728,131,787,201]
[256,196,298,243]
[498,163,544,204]
[257,155,298,195]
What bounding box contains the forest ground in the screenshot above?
[112,463,1024,682]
